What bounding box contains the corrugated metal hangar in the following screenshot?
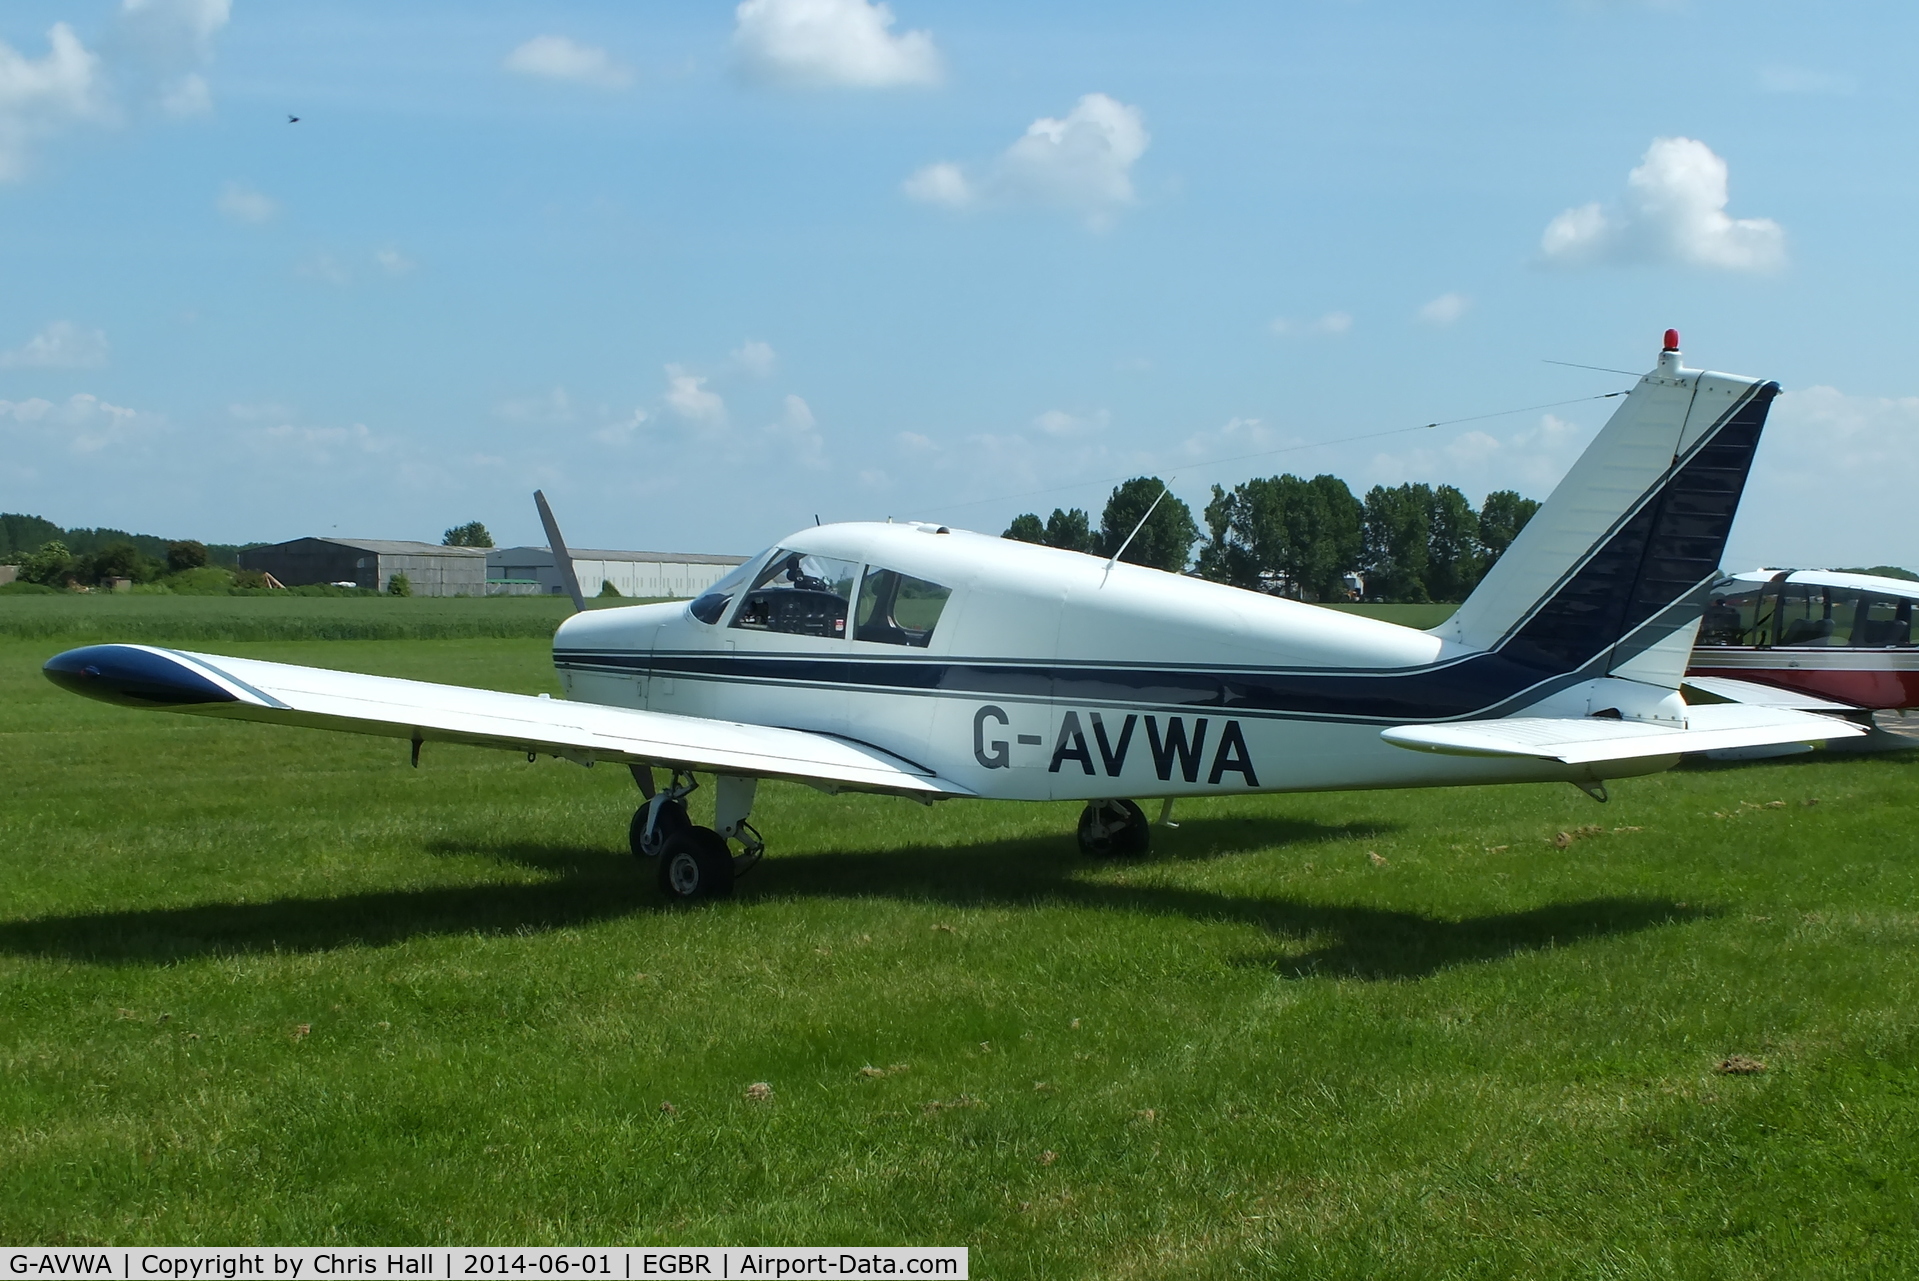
[238,538,489,596]
[488,546,747,599]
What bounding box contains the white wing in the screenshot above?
[1681,675,1859,712]
[45,644,966,798]
[1381,702,1865,765]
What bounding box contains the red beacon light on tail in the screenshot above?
[1656,328,1684,374]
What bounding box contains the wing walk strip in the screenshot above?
[75,646,967,798]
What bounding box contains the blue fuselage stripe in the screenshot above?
[554,648,1578,723]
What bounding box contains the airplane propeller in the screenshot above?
[533,490,587,613]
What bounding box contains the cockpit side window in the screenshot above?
[854,568,952,647]
[687,556,760,625]
[728,549,859,638]
[1701,582,1769,646]
[1777,582,1840,647]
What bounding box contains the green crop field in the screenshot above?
[0,592,644,643]
[3,602,1918,1275]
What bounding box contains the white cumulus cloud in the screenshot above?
[901,161,969,207]
[905,93,1149,227]
[1032,408,1109,438]
[0,24,106,181]
[1,321,109,369]
[591,407,649,446]
[765,393,825,468]
[0,5,232,180]
[1540,137,1785,272]
[664,365,726,425]
[732,339,777,377]
[1418,293,1471,326]
[0,391,157,454]
[504,36,632,89]
[494,388,575,423]
[217,180,278,224]
[116,0,232,115]
[734,0,941,89]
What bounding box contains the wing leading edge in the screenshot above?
[44,644,967,798]
[1381,702,1865,765]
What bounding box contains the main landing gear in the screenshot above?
[628,765,765,903]
[1076,798,1151,858]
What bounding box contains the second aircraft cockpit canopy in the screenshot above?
[688,546,954,648]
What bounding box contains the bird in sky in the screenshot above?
[287,114,300,123]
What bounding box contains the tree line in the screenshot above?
[1004,475,1541,604]
[2,512,497,593]
[0,512,252,569]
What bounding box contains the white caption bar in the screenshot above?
[4,1250,966,1281]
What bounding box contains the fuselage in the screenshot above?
[552,523,1668,800]
[1691,569,1919,710]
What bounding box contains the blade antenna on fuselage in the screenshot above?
[1103,479,1172,579]
[533,489,588,613]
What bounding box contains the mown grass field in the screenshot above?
[3,602,1917,1275]
[0,592,635,643]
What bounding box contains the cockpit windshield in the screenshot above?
[687,555,761,625]
[728,549,860,638]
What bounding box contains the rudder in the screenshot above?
[1435,334,1778,691]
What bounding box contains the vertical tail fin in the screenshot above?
[1436,334,1778,689]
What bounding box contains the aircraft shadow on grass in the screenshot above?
[0,813,1711,979]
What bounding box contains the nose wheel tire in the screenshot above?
[1077,798,1150,858]
[631,798,690,858]
[658,826,735,901]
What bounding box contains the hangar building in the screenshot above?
[487,546,748,599]
[238,538,489,596]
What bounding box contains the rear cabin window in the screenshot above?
[854,569,952,647]
[729,550,858,639]
[1855,593,1915,648]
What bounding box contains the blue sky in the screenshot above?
[2,0,1915,569]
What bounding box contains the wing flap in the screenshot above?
[1382,702,1865,765]
[46,644,967,797]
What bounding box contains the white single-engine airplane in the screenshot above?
[46,332,1865,900]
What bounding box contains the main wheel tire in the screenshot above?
[1077,798,1150,858]
[657,826,735,901]
[630,798,690,858]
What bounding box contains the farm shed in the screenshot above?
[487,546,748,599]
[238,538,489,596]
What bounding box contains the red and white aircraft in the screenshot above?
[1689,569,1919,710]
[45,332,1866,900]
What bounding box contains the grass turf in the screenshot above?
[0,594,645,643]
[2,630,1917,1275]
